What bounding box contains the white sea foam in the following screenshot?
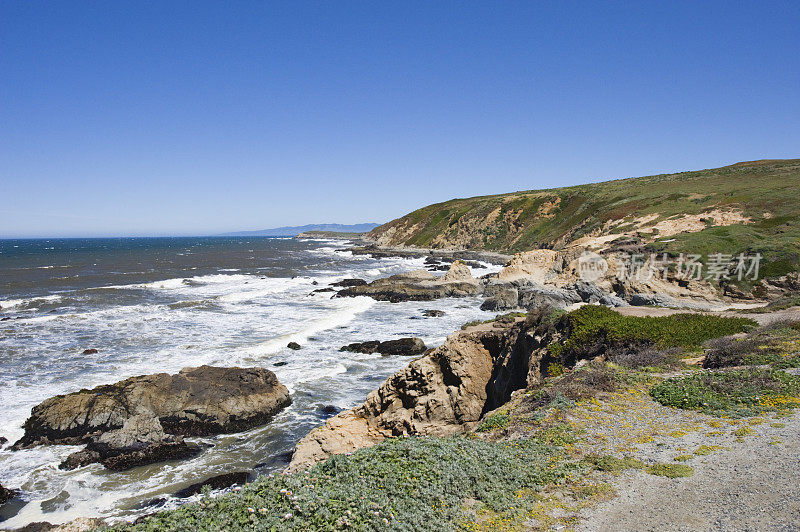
[0,241,500,527]
[240,296,375,361]
[0,294,62,310]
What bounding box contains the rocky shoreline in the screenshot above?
[12,366,291,472]
[4,241,798,530]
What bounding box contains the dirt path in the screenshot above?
[576,410,800,531]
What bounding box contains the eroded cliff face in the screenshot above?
[290,313,563,470]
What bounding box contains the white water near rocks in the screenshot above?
[0,238,500,527]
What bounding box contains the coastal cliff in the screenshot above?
[290,310,568,469]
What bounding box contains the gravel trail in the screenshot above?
[576,410,800,531]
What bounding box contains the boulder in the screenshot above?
[58,414,203,471]
[480,284,520,311]
[440,260,475,283]
[330,278,367,287]
[287,342,302,350]
[13,366,291,450]
[423,309,445,317]
[81,348,99,355]
[340,340,381,353]
[318,404,341,417]
[574,281,626,307]
[497,250,559,283]
[376,338,427,356]
[517,282,582,309]
[340,338,427,356]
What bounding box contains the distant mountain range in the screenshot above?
[220,223,380,237]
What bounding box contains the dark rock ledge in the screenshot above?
[340,337,427,356]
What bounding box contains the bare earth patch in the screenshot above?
[571,387,800,531]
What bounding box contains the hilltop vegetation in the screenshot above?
[368,159,800,277]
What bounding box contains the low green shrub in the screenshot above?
[476,412,510,432]
[650,368,800,417]
[561,306,756,355]
[113,436,582,531]
[646,463,694,478]
[583,454,645,473]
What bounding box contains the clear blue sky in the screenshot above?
[1,1,798,238]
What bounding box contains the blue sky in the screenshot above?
[1,1,798,238]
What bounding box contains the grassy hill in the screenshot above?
[368,159,800,278]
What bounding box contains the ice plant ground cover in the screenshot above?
[111,436,583,531]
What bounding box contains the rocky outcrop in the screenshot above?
[13,366,291,470]
[291,310,566,470]
[496,249,562,283]
[336,261,480,302]
[330,278,367,287]
[14,365,291,450]
[423,309,445,317]
[58,415,201,471]
[480,284,521,311]
[340,338,427,356]
[340,340,380,353]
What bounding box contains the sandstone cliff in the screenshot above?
[290,311,565,470]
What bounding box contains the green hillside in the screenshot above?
[368,159,800,278]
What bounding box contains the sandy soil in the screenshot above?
[576,410,800,531]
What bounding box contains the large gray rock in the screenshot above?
[574,281,627,307]
[480,284,520,311]
[14,365,291,449]
[516,282,582,309]
[377,338,427,356]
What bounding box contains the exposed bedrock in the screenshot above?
[290,309,569,470]
[13,366,291,470]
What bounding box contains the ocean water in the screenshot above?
[0,237,500,527]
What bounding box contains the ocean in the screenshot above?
[0,236,500,527]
